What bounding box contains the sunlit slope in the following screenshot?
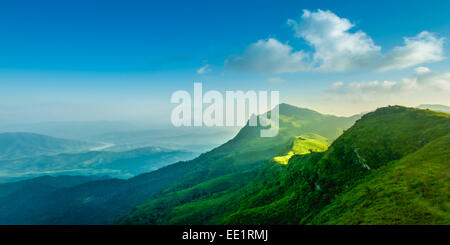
[223,106,450,224]
[144,104,357,196]
[119,104,359,224]
[273,134,329,164]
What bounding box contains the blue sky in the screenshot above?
[1,0,449,124]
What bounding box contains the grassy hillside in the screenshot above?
[119,104,358,224]
[311,134,450,224]
[121,106,449,225]
[223,106,449,224]
[273,133,329,164]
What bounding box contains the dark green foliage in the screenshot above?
[311,134,450,224]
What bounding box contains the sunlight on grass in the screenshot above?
[273,134,329,164]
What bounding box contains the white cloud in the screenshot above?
[416,68,450,91]
[268,77,286,83]
[288,9,381,72]
[225,38,309,73]
[197,64,211,74]
[324,67,450,112]
[379,31,445,71]
[226,9,445,73]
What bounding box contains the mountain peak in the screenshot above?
[275,103,322,117]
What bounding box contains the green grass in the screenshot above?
[273,134,329,164]
[310,134,450,225]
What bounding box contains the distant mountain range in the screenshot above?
[0,121,240,153]
[0,146,197,182]
[0,132,95,160]
[0,104,448,225]
[417,104,450,113]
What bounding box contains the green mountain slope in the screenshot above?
[121,106,449,225]
[311,133,450,224]
[223,106,450,224]
[156,104,357,193]
[119,104,359,224]
[273,133,330,164]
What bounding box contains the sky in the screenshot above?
[0,0,449,125]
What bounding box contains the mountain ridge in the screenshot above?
[120,105,449,225]
[118,103,360,224]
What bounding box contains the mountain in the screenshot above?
[417,104,450,113]
[0,121,140,140]
[0,121,240,153]
[118,103,360,224]
[0,146,197,181]
[0,132,95,160]
[0,104,359,224]
[120,106,449,225]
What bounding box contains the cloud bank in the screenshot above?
[328,67,450,95]
[226,9,445,73]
